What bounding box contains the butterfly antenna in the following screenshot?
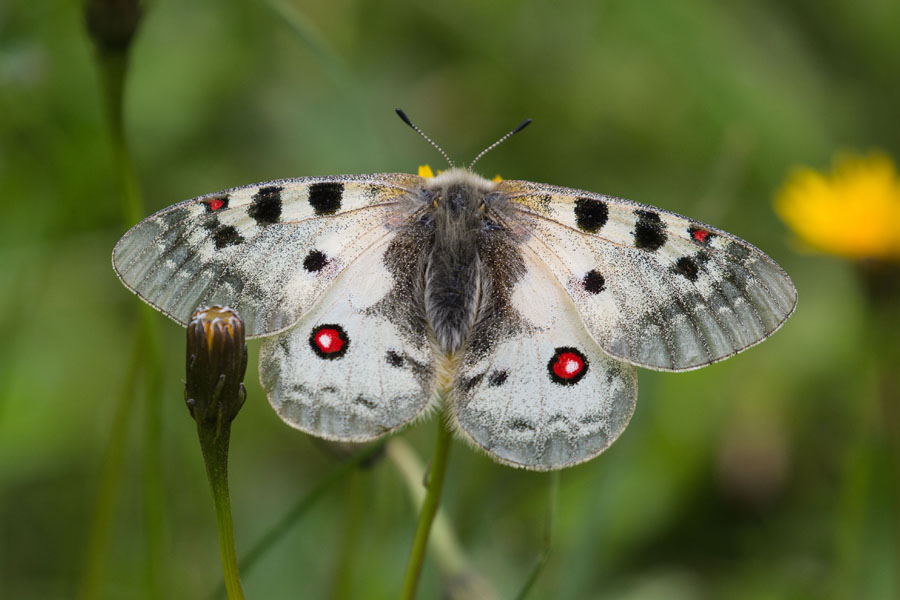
[395,108,454,168]
[469,118,532,170]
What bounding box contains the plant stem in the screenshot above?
[210,440,387,599]
[83,29,166,597]
[97,51,143,226]
[331,472,364,600]
[400,412,454,600]
[99,40,166,598]
[77,335,143,600]
[389,439,497,599]
[140,306,166,598]
[514,471,560,600]
[198,421,245,600]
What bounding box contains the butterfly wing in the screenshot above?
[112,173,423,338]
[451,242,637,471]
[497,180,797,372]
[259,225,435,441]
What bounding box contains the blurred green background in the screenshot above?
[1,0,898,598]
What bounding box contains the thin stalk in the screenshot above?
[140,305,165,598]
[389,439,497,600]
[98,47,167,597]
[77,335,143,600]
[198,422,245,599]
[400,412,454,600]
[210,440,387,599]
[331,472,364,600]
[85,24,166,596]
[514,471,560,600]
[98,52,143,226]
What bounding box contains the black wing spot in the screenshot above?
[674,256,700,281]
[213,225,244,249]
[583,269,606,294]
[574,197,609,232]
[248,186,283,225]
[462,372,485,393]
[488,370,508,387]
[385,350,404,368]
[634,209,667,251]
[303,249,328,272]
[309,182,344,215]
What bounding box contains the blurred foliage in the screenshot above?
[1,0,898,598]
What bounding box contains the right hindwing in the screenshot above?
[450,237,637,471]
[112,173,423,337]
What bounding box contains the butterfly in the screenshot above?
[113,111,796,471]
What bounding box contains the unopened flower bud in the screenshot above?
[84,0,143,55]
[185,306,248,427]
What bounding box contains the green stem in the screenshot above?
[400,412,454,600]
[140,306,165,598]
[514,471,560,600]
[77,335,143,600]
[389,439,497,599]
[198,422,245,600]
[97,52,143,226]
[210,440,387,599]
[83,30,165,597]
[100,49,166,595]
[331,472,364,600]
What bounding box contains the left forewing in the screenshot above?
[112,173,423,337]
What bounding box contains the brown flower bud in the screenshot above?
[84,0,143,55]
[185,306,248,427]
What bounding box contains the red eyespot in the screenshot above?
[690,227,712,244]
[547,347,588,385]
[309,324,349,359]
[207,198,226,211]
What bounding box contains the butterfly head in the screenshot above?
[424,168,499,221]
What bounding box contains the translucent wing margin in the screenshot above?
[498,180,797,372]
[112,173,423,338]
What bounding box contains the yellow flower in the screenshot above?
[775,152,900,261]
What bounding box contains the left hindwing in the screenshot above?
[497,180,798,371]
[112,173,422,338]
